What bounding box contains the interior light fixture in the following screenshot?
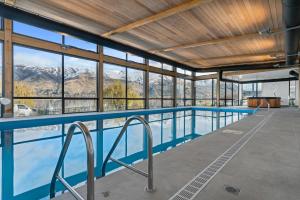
[269,53,283,59]
[0,98,11,106]
[258,28,272,36]
[61,44,71,50]
[4,0,16,6]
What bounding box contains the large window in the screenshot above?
[196,79,239,107]
[220,81,226,106]
[149,60,162,68]
[162,75,174,107]
[13,45,98,117]
[103,63,126,111]
[103,47,126,60]
[13,45,62,117]
[225,82,233,106]
[127,53,145,64]
[0,42,2,95]
[13,21,62,44]
[103,63,145,111]
[233,83,239,106]
[163,63,173,71]
[0,17,3,29]
[176,68,192,76]
[148,73,174,108]
[103,47,145,64]
[64,55,98,113]
[176,78,184,106]
[212,79,217,106]
[127,68,145,109]
[149,72,162,108]
[64,35,97,52]
[13,21,97,53]
[0,42,3,116]
[176,78,193,106]
[195,79,213,106]
[185,80,193,106]
[241,83,262,105]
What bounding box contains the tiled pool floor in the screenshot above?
[55,108,300,200]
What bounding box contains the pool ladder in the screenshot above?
[50,116,154,200]
[50,122,95,200]
[256,98,270,111]
[101,115,155,192]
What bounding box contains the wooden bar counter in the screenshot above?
[247,97,281,108]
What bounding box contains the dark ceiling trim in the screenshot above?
[222,77,298,84]
[220,78,240,84]
[0,3,196,71]
[196,62,286,72]
[283,0,300,65]
[241,77,298,84]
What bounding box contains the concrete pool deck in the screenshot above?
[54,108,300,200]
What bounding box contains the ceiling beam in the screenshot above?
[188,51,285,63]
[211,59,285,69]
[102,0,212,37]
[194,68,292,81]
[4,0,16,6]
[224,68,286,77]
[0,30,4,40]
[196,61,286,72]
[152,29,281,53]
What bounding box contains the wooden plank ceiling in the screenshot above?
[10,0,284,69]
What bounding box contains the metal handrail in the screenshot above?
[256,98,270,111]
[101,116,155,192]
[50,122,95,200]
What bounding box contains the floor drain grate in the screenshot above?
[224,185,240,195]
[168,113,272,200]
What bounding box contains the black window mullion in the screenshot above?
[62,35,65,114]
[125,66,128,110]
[161,75,163,108]
[212,79,214,106]
[184,79,186,106]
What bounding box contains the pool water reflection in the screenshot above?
[0,110,248,200]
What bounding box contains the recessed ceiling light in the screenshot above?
[4,0,16,6]
[258,28,272,36]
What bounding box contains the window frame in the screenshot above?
[0,40,3,117]
[103,63,146,111]
[176,77,193,106]
[12,44,99,116]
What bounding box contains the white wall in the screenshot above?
[261,82,289,105]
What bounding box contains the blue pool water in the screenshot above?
[0,107,255,200]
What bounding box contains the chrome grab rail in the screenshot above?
[101,116,155,192]
[50,122,95,200]
[256,98,270,111]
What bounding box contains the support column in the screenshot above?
[216,71,221,107]
[3,19,13,117]
[98,45,104,112]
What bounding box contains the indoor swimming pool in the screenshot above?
[0,107,255,200]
